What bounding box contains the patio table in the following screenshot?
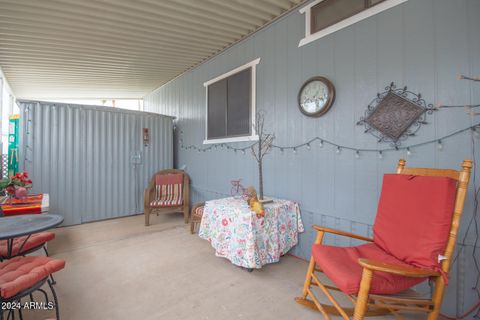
[199,197,304,269]
[0,214,63,259]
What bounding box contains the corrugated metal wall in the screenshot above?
[144,0,480,315]
[17,100,173,226]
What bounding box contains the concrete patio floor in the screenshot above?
[19,213,424,320]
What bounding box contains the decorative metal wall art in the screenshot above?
[357,82,436,147]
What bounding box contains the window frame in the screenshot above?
[298,0,408,48]
[203,58,260,145]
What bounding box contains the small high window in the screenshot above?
[299,0,408,47]
[203,58,260,144]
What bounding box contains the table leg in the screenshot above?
[16,235,31,256]
[6,238,13,258]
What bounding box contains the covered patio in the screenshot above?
[0,0,479,319]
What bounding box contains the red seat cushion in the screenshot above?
[0,232,55,258]
[312,243,426,294]
[151,173,184,207]
[0,256,65,298]
[374,174,457,270]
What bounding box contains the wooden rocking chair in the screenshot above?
[295,159,472,320]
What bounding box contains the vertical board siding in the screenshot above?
[144,0,480,314]
[18,101,173,226]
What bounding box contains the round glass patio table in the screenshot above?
[0,214,64,258]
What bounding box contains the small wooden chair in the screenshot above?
[295,159,472,320]
[190,202,205,234]
[144,169,189,226]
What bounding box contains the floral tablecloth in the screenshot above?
[199,197,304,269]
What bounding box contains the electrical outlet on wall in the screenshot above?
[130,150,142,164]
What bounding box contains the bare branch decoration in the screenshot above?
[250,112,274,200]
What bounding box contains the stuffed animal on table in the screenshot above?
[244,186,265,218]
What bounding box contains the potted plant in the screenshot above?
[0,172,33,200]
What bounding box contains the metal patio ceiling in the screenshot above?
[0,0,304,100]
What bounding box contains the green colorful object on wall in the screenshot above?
[7,114,20,177]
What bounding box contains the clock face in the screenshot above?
[298,77,335,117]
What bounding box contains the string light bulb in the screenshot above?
[406,147,412,156]
[355,150,360,159]
[378,151,383,159]
[319,139,324,147]
[473,127,480,138]
[437,140,443,150]
[293,148,297,154]
[242,150,246,155]
[306,143,311,150]
[336,146,341,154]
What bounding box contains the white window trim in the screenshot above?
[298,0,408,48]
[203,58,260,145]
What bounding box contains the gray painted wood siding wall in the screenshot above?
[145,0,480,314]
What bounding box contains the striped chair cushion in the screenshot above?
[150,173,184,207]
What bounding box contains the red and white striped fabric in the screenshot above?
[150,173,184,207]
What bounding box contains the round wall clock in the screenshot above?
[298,76,335,117]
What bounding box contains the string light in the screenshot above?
[179,123,480,158]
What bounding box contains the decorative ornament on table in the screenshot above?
[230,179,246,199]
[251,112,274,203]
[244,186,265,218]
[357,82,437,147]
[0,172,33,201]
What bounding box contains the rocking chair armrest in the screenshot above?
[358,258,440,278]
[312,225,373,242]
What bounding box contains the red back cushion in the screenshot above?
[373,174,457,270]
[155,173,183,186]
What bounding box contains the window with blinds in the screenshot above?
[311,0,386,33]
[298,0,405,48]
[203,58,260,144]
